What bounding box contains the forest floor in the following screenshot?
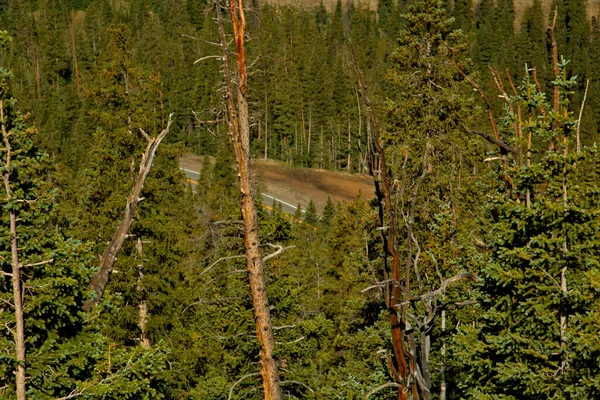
[179,154,375,213]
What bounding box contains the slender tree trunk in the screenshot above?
[258,117,261,140]
[70,13,81,93]
[576,79,589,154]
[155,56,165,128]
[320,126,323,169]
[308,104,312,158]
[10,209,26,400]
[136,238,150,349]
[300,102,305,162]
[347,117,351,172]
[34,48,41,101]
[2,102,27,400]
[217,1,282,398]
[264,90,268,159]
[560,132,569,372]
[440,308,446,400]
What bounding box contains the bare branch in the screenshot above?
[361,279,414,299]
[366,382,403,399]
[461,124,517,155]
[138,128,151,143]
[279,380,314,393]
[275,336,305,345]
[22,259,53,268]
[262,243,295,263]
[396,273,478,307]
[194,55,222,64]
[576,79,590,154]
[213,220,244,226]
[228,372,260,400]
[200,255,246,276]
[272,324,296,330]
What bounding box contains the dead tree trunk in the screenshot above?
[83,114,173,311]
[1,101,27,400]
[349,45,409,400]
[216,1,282,398]
[136,238,150,349]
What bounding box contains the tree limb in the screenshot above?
[462,124,517,155]
[366,382,403,399]
[396,273,478,307]
[262,244,295,263]
[200,255,246,276]
[228,372,260,400]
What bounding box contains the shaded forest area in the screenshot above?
[0,0,599,399]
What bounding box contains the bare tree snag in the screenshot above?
[1,101,26,400]
[349,43,409,400]
[216,1,282,398]
[83,114,173,311]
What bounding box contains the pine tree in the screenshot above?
[304,199,318,225]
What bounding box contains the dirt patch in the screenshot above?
[180,154,375,213]
[179,153,214,171]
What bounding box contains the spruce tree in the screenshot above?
[450,59,600,400]
[379,0,481,396]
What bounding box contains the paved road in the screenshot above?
[181,168,303,215]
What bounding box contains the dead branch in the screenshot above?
[396,273,477,307]
[366,382,404,399]
[83,113,173,311]
[200,255,246,276]
[279,380,314,393]
[576,79,590,154]
[462,125,517,155]
[213,220,244,225]
[22,259,53,268]
[228,372,261,400]
[262,243,295,263]
[361,279,415,300]
[452,59,500,143]
[194,55,222,64]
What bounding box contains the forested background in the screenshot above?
[0,0,599,399]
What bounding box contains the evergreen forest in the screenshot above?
[0,0,600,399]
